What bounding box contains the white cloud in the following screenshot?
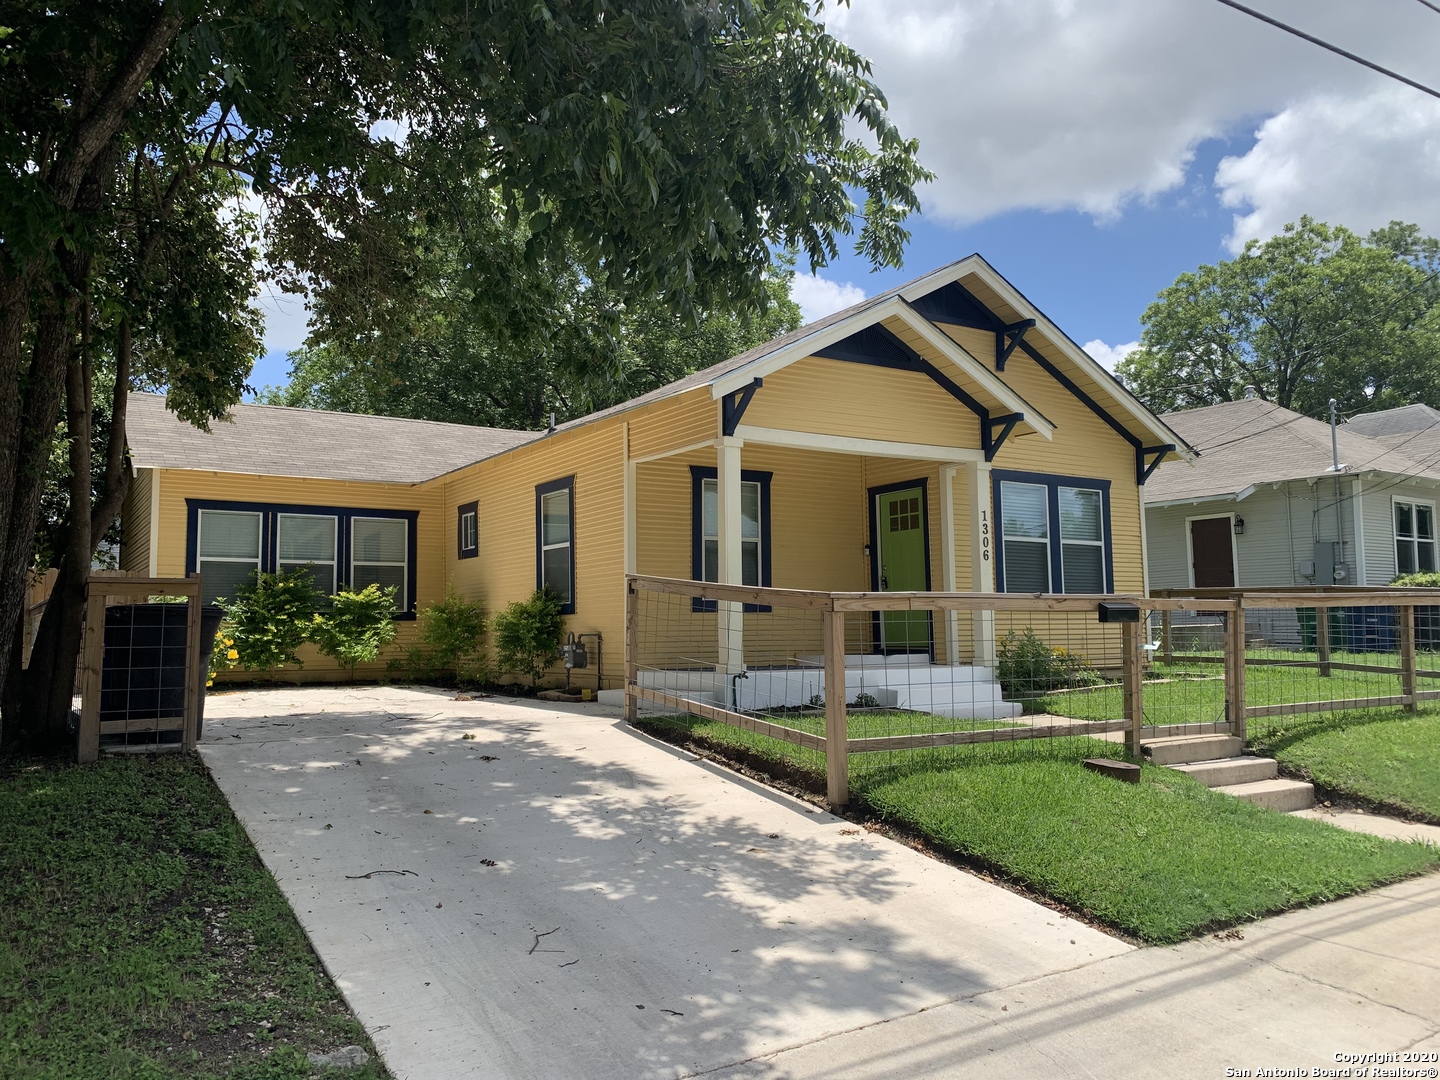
[824,0,1440,230]
[1083,339,1140,373]
[790,274,867,324]
[253,282,312,354]
[1216,88,1440,251]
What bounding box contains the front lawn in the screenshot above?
[1252,707,1440,823]
[638,714,1440,944]
[0,755,386,1079]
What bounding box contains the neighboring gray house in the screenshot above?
[1145,399,1440,594]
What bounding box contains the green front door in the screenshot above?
[874,485,931,653]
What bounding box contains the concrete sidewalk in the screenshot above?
[198,686,1128,1080]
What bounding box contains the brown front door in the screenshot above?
[1190,517,1236,588]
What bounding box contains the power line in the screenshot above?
[1210,0,1440,101]
[1412,0,1440,17]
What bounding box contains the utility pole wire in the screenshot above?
[1412,0,1440,16]
[1210,0,1440,101]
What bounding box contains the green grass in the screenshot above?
[638,714,1440,944]
[1030,649,1405,727]
[0,755,387,1079]
[1253,707,1440,823]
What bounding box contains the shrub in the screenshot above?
[996,628,1104,696]
[492,589,565,687]
[1391,572,1440,588]
[218,567,322,677]
[394,592,488,682]
[311,585,399,680]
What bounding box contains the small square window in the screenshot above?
[457,501,479,560]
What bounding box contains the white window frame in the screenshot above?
[1393,496,1438,577]
[538,485,574,609]
[998,481,1051,593]
[196,509,263,604]
[460,510,477,553]
[351,516,409,611]
[700,477,763,586]
[1058,485,1106,593]
[276,512,338,595]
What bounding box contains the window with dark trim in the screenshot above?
[1395,497,1437,575]
[536,477,576,614]
[992,471,1113,594]
[186,499,419,616]
[690,466,773,612]
[457,501,479,560]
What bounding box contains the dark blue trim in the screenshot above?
[867,478,934,657]
[1136,445,1175,486]
[990,470,1113,594]
[456,500,479,560]
[184,498,419,618]
[721,378,763,437]
[982,413,1024,462]
[535,476,576,615]
[689,465,773,613]
[1017,339,1142,450]
[996,319,1036,371]
[908,281,1002,330]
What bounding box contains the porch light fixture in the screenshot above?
[1233,517,1245,535]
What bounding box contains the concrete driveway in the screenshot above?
[199,686,1127,1079]
[200,686,1440,1080]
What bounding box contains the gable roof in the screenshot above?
[1145,398,1440,505]
[126,392,539,484]
[551,253,1192,462]
[1344,403,1440,438]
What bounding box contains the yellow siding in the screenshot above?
[153,470,444,682]
[624,389,717,460]
[119,468,153,575]
[441,421,627,688]
[742,355,980,449]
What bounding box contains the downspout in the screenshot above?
[1330,400,1346,581]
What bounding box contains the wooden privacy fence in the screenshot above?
[624,575,1237,807]
[77,572,205,763]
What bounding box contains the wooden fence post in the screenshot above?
[1400,604,1417,712]
[77,590,106,764]
[624,578,639,722]
[182,576,202,751]
[1226,604,1247,743]
[1159,608,1173,666]
[1121,618,1143,757]
[1316,604,1332,678]
[823,607,849,809]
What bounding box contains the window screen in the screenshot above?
[539,485,573,608]
[196,509,262,605]
[277,513,337,596]
[1059,487,1105,592]
[1396,499,1437,575]
[352,517,409,610]
[700,478,762,586]
[999,481,1050,593]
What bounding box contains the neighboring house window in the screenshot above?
[196,509,263,606]
[1395,498,1437,575]
[993,471,1112,593]
[536,477,575,614]
[277,513,337,596]
[185,500,418,616]
[689,466,773,612]
[457,501,479,560]
[352,517,410,611]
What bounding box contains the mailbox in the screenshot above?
[1097,602,1141,624]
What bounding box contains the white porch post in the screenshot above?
[966,461,997,665]
[940,465,960,665]
[717,436,745,673]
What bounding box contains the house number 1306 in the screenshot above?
[980,510,990,561]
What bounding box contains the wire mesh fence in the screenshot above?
[628,577,1440,807]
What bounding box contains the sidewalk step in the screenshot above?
[1142,734,1242,765]
[1214,778,1316,812]
[1172,757,1278,787]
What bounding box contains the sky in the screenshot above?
[249,0,1440,390]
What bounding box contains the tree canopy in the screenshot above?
[1118,218,1440,417]
[0,0,928,748]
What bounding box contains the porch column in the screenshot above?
[940,465,960,665]
[965,461,997,665]
[716,436,745,673]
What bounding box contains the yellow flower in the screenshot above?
[226,648,239,660]
[223,637,234,646]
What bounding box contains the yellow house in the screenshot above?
[120,255,1191,698]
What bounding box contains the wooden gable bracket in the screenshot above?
[1136,444,1175,486]
[982,413,1024,462]
[722,378,763,437]
[996,319,1036,372]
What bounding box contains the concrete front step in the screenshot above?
[1142,734,1243,765]
[1214,777,1316,812]
[1172,756,1278,786]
